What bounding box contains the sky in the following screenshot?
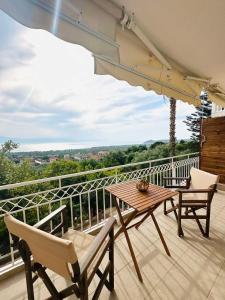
[0,10,195,152]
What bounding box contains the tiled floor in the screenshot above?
[1,191,225,299]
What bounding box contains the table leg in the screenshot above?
[135,204,160,230]
[114,210,137,240]
[135,210,152,230]
[151,212,171,257]
[113,196,143,282]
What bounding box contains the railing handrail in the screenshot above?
[0,152,199,191]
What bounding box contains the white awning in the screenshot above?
[1,0,225,107]
[0,0,119,61]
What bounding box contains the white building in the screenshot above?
[211,103,225,118]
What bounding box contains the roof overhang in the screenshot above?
[1,0,225,107]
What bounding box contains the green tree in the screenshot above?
[0,141,19,196]
[183,92,212,148]
[0,140,18,154]
[101,151,126,167]
[150,141,165,149]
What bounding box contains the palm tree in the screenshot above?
[169,97,176,156]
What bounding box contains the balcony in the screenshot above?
[3,153,225,299]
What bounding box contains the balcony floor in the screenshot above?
[1,190,225,299]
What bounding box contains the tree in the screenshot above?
[150,141,165,149]
[0,140,18,154]
[0,140,19,189]
[169,97,176,156]
[183,92,212,144]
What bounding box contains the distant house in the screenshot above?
[63,154,70,160]
[89,154,101,161]
[49,156,58,163]
[73,156,81,161]
[98,151,109,157]
[80,154,89,160]
[34,160,45,166]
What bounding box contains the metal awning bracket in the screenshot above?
[120,8,172,70]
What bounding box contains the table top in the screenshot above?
[106,181,177,212]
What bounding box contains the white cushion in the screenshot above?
[187,168,219,200]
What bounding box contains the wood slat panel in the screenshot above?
[201,117,225,183]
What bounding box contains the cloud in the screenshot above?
[0,11,196,150]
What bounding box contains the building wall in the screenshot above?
[211,103,225,118]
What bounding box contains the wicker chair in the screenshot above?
[4,205,115,300]
[163,167,219,237]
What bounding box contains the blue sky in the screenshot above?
[0,10,195,152]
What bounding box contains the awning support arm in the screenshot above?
[121,10,172,70]
[94,1,172,70]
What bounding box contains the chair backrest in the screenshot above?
[4,214,78,279]
[189,167,219,200]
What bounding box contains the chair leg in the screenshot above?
[108,226,114,291]
[79,272,88,300]
[190,208,205,236]
[205,204,211,238]
[164,200,167,215]
[177,205,183,237]
[18,241,35,300]
[171,200,184,237]
[34,263,61,299]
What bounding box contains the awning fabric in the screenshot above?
[0,0,119,62]
[1,0,225,107]
[94,28,203,106]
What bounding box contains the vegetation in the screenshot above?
[0,139,197,259]
[9,144,133,160]
[0,140,197,190]
[184,92,212,148]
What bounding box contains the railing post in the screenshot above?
[171,157,176,186]
[115,168,118,183]
[149,161,152,183]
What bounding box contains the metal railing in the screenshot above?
[0,152,199,275]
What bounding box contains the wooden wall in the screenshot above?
[200,116,225,183]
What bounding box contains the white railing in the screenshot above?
[0,152,199,275]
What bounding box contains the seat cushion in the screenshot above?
[62,229,108,276]
[63,229,94,260]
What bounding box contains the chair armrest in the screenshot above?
[178,188,214,204]
[34,205,68,233]
[79,217,116,275]
[163,177,189,180]
[177,188,213,194]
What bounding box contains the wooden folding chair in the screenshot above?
[4,205,115,300]
[163,167,219,237]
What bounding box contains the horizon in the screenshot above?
[11,139,191,154]
[0,10,195,152]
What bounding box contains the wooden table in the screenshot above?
[106,181,177,282]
